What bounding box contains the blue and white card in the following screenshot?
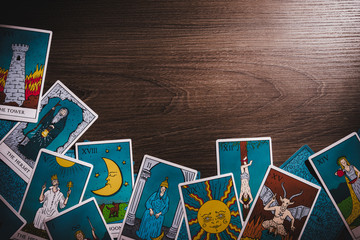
[216,137,272,222]
[76,139,134,238]
[45,198,112,240]
[0,194,26,239]
[281,145,351,240]
[179,173,242,240]
[0,25,52,123]
[17,149,93,240]
[0,80,98,183]
[309,132,360,239]
[118,155,197,240]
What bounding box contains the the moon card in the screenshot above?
[179,173,243,240]
[0,194,26,239]
[16,149,93,240]
[309,132,360,239]
[239,166,320,240]
[0,80,98,183]
[45,198,112,240]
[118,155,198,240]
[0,25,52,123]
[76,139,134,238]
[216,137,273,223]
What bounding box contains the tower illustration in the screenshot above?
[3,44,29,106]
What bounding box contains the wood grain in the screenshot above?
[2,0,360,177]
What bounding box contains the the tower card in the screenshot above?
[0,25,52,123]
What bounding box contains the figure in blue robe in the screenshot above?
[136,177,170,240]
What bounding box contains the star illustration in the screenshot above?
[105,149,109,153]
[124,182,129,186]
[95,173,100,178]
[122,160,126,165]
[117,146,122,151]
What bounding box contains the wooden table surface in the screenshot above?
[2,1,360,177]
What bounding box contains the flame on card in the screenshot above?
[25,64,43,99]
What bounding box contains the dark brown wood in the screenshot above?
[2,0,360,177]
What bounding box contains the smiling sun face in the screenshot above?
[198,200,231,233]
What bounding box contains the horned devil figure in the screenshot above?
[259,182,310,237]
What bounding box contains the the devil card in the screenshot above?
[239,166,320,240]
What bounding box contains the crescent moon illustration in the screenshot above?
[92,157,123,196]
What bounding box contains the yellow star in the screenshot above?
[122,160,126,165]
[95,173,100,178]
[117,146,122,151]
[105,149,109,153]
[124,182,129,186]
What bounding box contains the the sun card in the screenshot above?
[216,137,273,222]
[239,166,320,240]
[0,25,52,123]
[118,155,198,240]
[0,194,26,239]
[179,173,242,240]
[16,149,93,240]
[45,198,112,240]
[0,80,98,183]
[281,145,352,240]
[309,132,360,239]
[76,139,135,238]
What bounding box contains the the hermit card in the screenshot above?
[179,173,242,240]
[309,132,360,239]
[0,194,26,239]
[118,155,197,240]
[45,198,112,240]
[239,166,320,240]
[280,145,351,240]
[16,149,93,240]
[0,80,98,182]
[216,137,273,222]
[0,25,52,122]
[76,139,134,238]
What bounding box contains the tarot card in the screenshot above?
[216,137,273,222]
[0,80,98,182]
[280,145,351,240]
[309,132,360,239]
[0,158,27,211]
[118,155,198,240]
[0,25,52,122]
[76,139,135,238]
[16,149,93,240]
[179,173,242,240]
[0,119,16,141]
[175,171,201,240]
[239,166,320,240]
[45,198,112,240]
[0,194,26,239]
